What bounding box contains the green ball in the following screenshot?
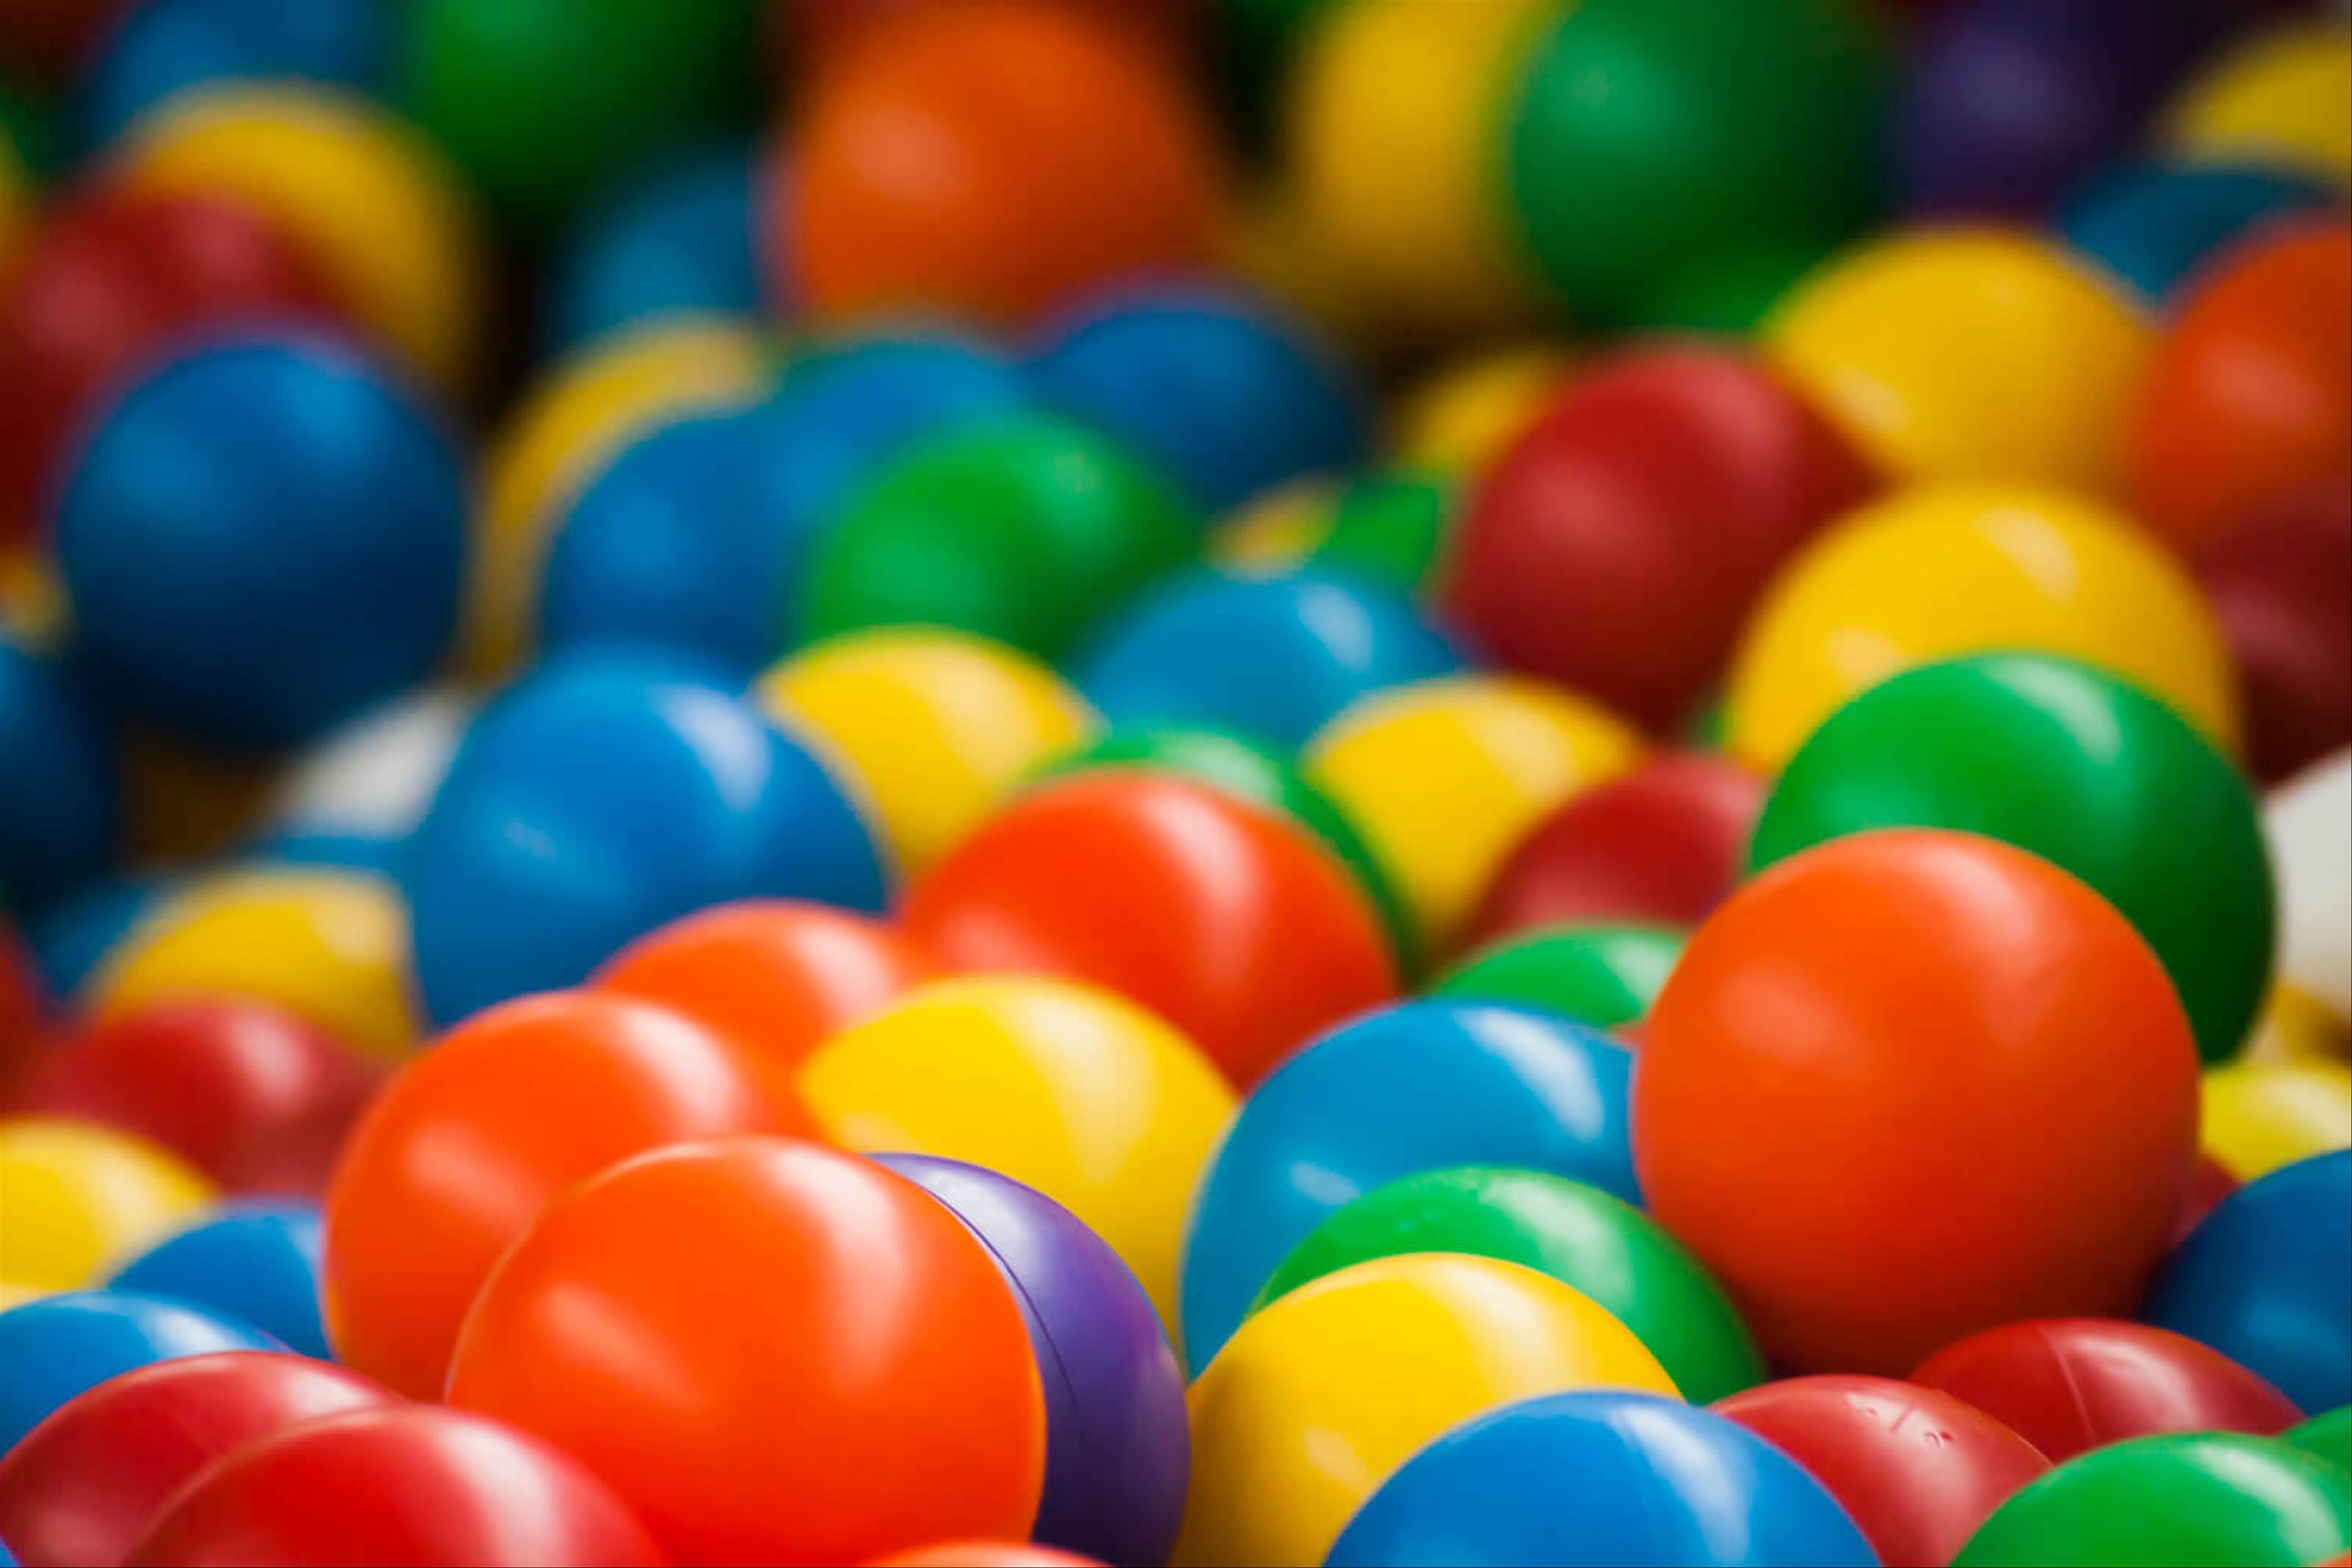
[1953,1433,2351,1567]
[1750,653,2275,1064]
[1313,469,1453,592]
[2288,1408,2352,1478]
[799,417,1199,662]
[1250,1166,1766,1403]
[398,0,760,229]
[0,77,59,180]
[1433,923,1683,1031]
[1504,0,1887,326]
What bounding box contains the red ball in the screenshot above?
[0,189,345,546]
[865,1547,1104,1568]
[1447,345,1876,733]
[0,1352,396,1568]
[1714,1374,2051,1568]
[1910,1319,2302,1463]
[126,1404,663,1568]
[1633,830,2202,1374]
[1466,750,1764,943]
[2191,477,2352,784]
[9,999,385,1196]
[2174,1151,2242,1248]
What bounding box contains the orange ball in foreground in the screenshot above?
[448,1137,1046,1568]
[322,991,811,1398]
[1634,830,2201,1375]
[785,0,1223,327]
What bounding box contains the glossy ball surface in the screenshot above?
[0,1119,214,1294]
[2194,480,2352,783]
[1433,924,1685,1033]
[0,1291,280,1454]
[109,1201,330,1359]
[2060,159,2334,306]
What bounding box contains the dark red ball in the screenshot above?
[1,924,46,1082]
[2191,477,2352,784]
[2174,1152,2242,1247]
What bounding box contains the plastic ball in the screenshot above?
[1390,344,1573,474]
[1305,675,1644,956]
[786,1,1223,327]
[77,0,386,153]
[2268,752,2351,1019]
[2144,1150,2351,1414]
[402,650,884,1025]
[109,85,484,393]
[758,628,1096,876]
[2059,159,2335,306]
[1637,830,2202,1374]
[55,333,467,748]
[863,1548,1100,1568]
[1074,567,1462,751]
[86,866,417,1058]
[0,1291,280,1454]
[876,1155,1188,1568]
[2203,1060,2352,1178]
[2128,221,2350,551]
[0,637,114,913]
[262,685,474,850]
[1716,1375,2053,1568]
[448,1137,1046,1567]
[1255,1167,1762,1403]
[2194,479,2352,785]
[1764,230,2152,495]
[1723,482,2240,771]
[799,415,1196,661]
[1433,924,1684,1033]
[1449,345,1877,732]
[800,975,1236,1328]
[0,1118,214,1294]
[546,141,762,351]
[900,771,1398,1088]
[2288,1406,2351,1474]
[24,873,164,1001]
[2162,20,2352,187]
[1467,752,1763,942]
[1181,1000,1638,1366]
[592,899,933,1072]
[107,1200,328,1358]
[1951,1431,2352,1567]
[0,1352,394,1568]
[1175,1254,1679,1567]
[322,990,810,1399]
[1205,467,1456,595]
[127,1404,665,1567]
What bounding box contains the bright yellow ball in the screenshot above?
[0,1120,216,1293]
[1765,229,2153,496]
[2244,986,2351,1065]
[111,85,485,395]
[757,628,1096,878]
[86,866,418,1058]
[2164,21,2352,187]
[2201,1060,2352,1180]
[1725,483,2241,771]
[1392,344,1575,474]
[1306,676,1643,956]
[799,976,1236,1335]
[1174,1252,1680,1567]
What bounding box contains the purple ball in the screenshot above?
[876,1154,1189,1567]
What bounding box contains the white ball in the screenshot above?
[268,687,476,841]
[2266,748,2352,1019]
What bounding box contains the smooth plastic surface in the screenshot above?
[0,1119,214,1294]
[109,1201,330,1359]
[1433,925,1684,1032]
[0,1291,281,1455]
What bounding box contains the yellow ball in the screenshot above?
[1725,483,2241,771]
[1391,344,1575,474]
[1209,477,1341,576]
[1,549,66,648]
[1305,675,1643,956]
[1173,1253,1680,1567]
[1764,229,2153,496]
[2244,986,2351,1065]
[756,628,1097,878]
[2164,21,2352,188]
[0,1120,216,1293]
[111,85,486,395]
[1282,0,1554,345]
[86,866,418,1058]
[799,975,1236,1333]
[2201,1060,2352,1180]
[466,318,775,674]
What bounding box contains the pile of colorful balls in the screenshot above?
[1,0,2349,1564]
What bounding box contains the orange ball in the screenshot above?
[2129,220,2352,551]
[592,900,935,1072]
[322,991,811,1398]
[901,772,1400,1088]
[1633,830,2201,1375]
[448,1137,1046,1568]
[784,0,1223,327]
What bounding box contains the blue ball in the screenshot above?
[1180,1000,1638,1366]
[402,649,886,1026]
[28,873,165,999]
[107,1202,329,1360]
[55,335,468,749]
[77,0,387,151]
[0,1291,281,1452]
[1328,1391,1879,1567]
[1028,282,1368,514]
[2143,1149,2350,1415]
[0,640,114,915]
[1076,567,1464,748]
[2059,160,2337,306]
[545,142,764,353]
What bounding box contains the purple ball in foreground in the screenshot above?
[875,1154,1189,1567]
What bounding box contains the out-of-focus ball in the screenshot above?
[2193,480,2352,784]
[77,0,387,153]
[108,1200,328,1358]
[2162,20,2352,187]
[2203,1060,2352,1179]
[546,141,763,351]
[0,637,114,914]
[0,1292,283,1460]
[1433,924,1684,1033]
[0,1119,213,1294]
[2269,751,2351,1019]
[2059,159,2334,306]
[1390,344,1573,475]
[261,685,475,859]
